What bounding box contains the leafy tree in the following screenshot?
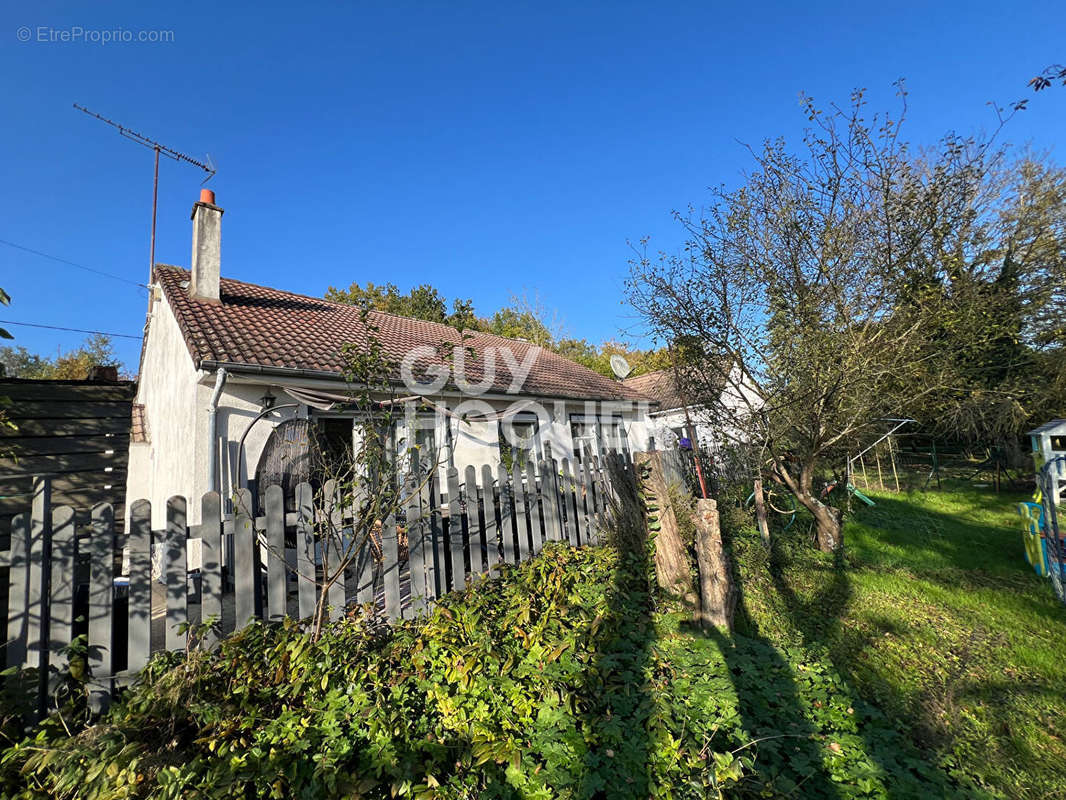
[325,281,671,379]
[628,87,1002,551]
[895,155,1066,446]
[0,287,11,342]
[0,287,12,442]
[1029,63,1066,93]
[0,346,49,379]
[325,280,463,326]
[0,334,119,380]
[482,306,555,347]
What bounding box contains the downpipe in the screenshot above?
[207,368,228,493]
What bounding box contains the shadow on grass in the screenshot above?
[846,490,1028,574]
[847,492,1066,631]
[576,461,657,799]
[682,608,844,798]
[757,534,979,799]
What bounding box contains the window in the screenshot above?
[602,419,630,454]
[571,415,630,461]
[571,418,597,462]
[392,416,440,476]
[499,414,541,472]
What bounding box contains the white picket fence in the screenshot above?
[2,455,631,715]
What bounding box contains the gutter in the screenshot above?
[198,359,341,382]
[206,368,228,492]
[197,359,654,407]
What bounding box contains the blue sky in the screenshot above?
[1,1,1063,372]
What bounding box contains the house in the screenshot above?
[1029,419,1066,511]
[127,190,656,527]
[622,369,713,452]
[622,364,758,454]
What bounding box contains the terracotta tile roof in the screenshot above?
[154,266,647,402]
[131,403,149,443]
[622,370,685,411]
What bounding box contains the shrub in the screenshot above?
[2,534,972,799]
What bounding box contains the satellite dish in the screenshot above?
[610,354,632,379]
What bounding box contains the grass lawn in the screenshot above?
[735,481,1066,799]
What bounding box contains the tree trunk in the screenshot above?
[752,478,771,547]
[634,452,694,598]
[803,496,842,552]
[693,498,735,631]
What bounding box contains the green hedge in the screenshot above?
[1,541,968,799]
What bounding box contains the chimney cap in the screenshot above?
[190,189,224,219]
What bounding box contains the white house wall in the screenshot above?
[208,379,305,505]
[132,316,659,527]
[126,293,201,530]
[634,409,715,452]
[223,392,650,495]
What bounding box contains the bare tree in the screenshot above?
[240,305,447,641]
[628,86,1002,551]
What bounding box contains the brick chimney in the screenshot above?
[190,188,223,303]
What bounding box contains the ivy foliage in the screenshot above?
[2,540,968,799]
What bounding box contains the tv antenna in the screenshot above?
[74,103,216,287]
[610,354,632,379]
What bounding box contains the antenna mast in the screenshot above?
[73,103,216,287]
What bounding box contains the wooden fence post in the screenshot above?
[406,469,430,615]
[512,463,528,563]
[580,460,597,546]
[27,476,51,712]
[322,480,346,621]
[232,489,256,631]
[752,478,771,548]
[575,460,592,545]
[381,510,401,621]
[540,458,561,544]
[164,496,188,651]
[465,466,484,577]
[482,464,501,572]
[264,484,286,622]
[6,511,29,670]
[560,459,580,546]
[48,505,75,684]
[525,462,543,554]
[693,498,734,632]
[88,502,114,713]
[498,464,516,565]
[127,499,152,672]
[428,471,443,597]
[447,467,465,590]
[295,482,317,620]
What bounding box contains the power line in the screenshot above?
[0,238,148,289]
[0,319,141,340]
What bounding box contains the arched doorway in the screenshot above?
[255,418,313,513]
